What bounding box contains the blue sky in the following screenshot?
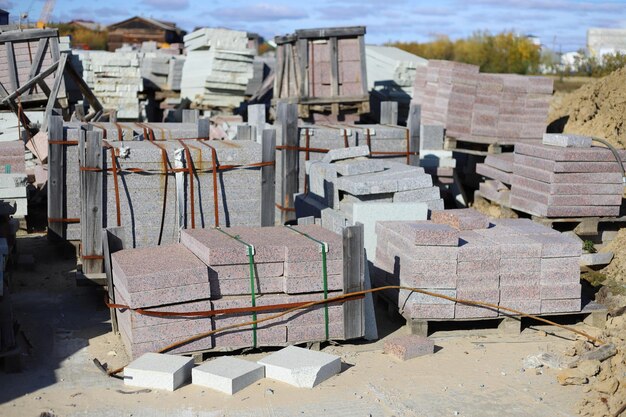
[3,0,626,52]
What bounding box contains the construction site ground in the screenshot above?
[0,232,600,417]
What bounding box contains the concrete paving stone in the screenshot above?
[192,357,265,395]
[498,299,541,315]
[528,234,582,258]
[515,142,626,162]
[456,288,500,303]
[392,187,441,203]
[403,303,456,319]
[511,175,623,196]
[484,153,514,173]
[212,325,288,349]
[209,262,284,280]
[476,163,512,184]
[543,133,592,148]
[118,312,213,344]
[499,257,541,272]
[431,208,491,230]
[384,335,435,360]
[454,303,499,318]
[284,259,343,277]
[286,224,344,261]
[119,327,214,358]
[283,274,343,294]
[515,153,624,173]
[513,164,622,184]
[541,256,581,272]
[376,229,459,260]
[499,272,540,286]
[379,220,459,246]
[499,284,541,301]
[321,145,370,163]
[540,283,581,300]
[286,321,346,342]
[457,231,501,261]
[124,352,194,391]
[334,158,385,176]
[456,273,499,289]
[475,231,542,258]
[491,218,560,235]
[457,259,499,274]
[580,252,614,267]
[540,298,581,314]
[399,288,456,305]
[258,345,342,388]
[209,275,284,297]
[540,269,580,285]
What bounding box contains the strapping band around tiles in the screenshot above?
[47,217,80,224]
[214,227,259,348]
[285,225,330,340]
[274,203,296,212]
[102,285,606,378]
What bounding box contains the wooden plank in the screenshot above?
[49,37,60,60]
[277,102,298,224]
[296,26,366,38]
[47,114,65,239]
[0,29,58,43]
[80,130,103,275]
[261,129,276,227]
[380,101,398,125]
[26,38,49,94]
[343,223,365,340]
[0,59,59,104]
[358,34,368,96]
[5,42,19,91]
[274,44,285,99]
[297,38,308,99]
[102,227,126,334]
[408,104,421,166]
[329,37,339,99]
[41,53,68,132]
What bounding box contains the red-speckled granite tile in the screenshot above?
[541,283,581,300]
[283,274,343,294]
[115,280,211,309]
[500,284,541,301]
[376,221,459,246]
[499,272,540,286]
[384,335,434,360]
[209,262,284,279]
[540,298,581,314]
[500,257,541,273]
[454,304,499,318]
[528,234,582,258]
[431,208,491,230]
[458,231,501,261]
[284,259,343,277]
[286,321,345,342]
[498,299,541,315]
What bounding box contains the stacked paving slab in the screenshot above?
[0,141,28,218]
[476,134,625,217]
[419,124,455,186]
[181,29,255,109]
[412,60,553,143]
[373,209,583,320]
[112,225,349,358]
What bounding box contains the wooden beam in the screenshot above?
[261,129,276,227]
[41,53,68,132]
[47,114,65,239]
[26,38,49,95]
[277,102,298,224]
[343,223,365,340]
[358,34,368,96]
[297,38,308,99]
[295,26,366,39]
[5,42,19,92]
[80,130,103,275]
[408,104,421,166]
[0,29,58,42]
[329,37,339,98]
[0,59,60,105]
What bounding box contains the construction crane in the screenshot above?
[36,0,56,29]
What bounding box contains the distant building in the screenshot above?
[587,28,626,58]
[107,16,185,51]
[0,9,9,26]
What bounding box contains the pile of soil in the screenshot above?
[548,67,626,149]
[600,229,626,287]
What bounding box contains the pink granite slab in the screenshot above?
[210,275,285,297]
[384,335,435,360]
[515,142,626,162]
[454,304,499,318]
[499,284,541,301]
[515,154,624,173]
[284,259,343,277]
[116,280,211,309]
[498,299,541,315]
[513,164,622,184]
[286,321,345,342]
[499,257,541,272]
[209,262,284,279]
[457,259,499,274]
[456,288,500,303]
[458,231,501,261]
[528,234,582,258]
[431,209,491,230]
[403,303,456,319]
[540,283,581,300]
[376,220,459,246]
[540,298,581,314]
[511,175,623,196]
[499,272,540,286]
[283,274,343,294]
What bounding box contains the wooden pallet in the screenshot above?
[444,137,515,156]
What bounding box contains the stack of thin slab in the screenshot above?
[412,61,553,143]
[510,134,625,217]
[476,153,514,206]
[419,124,455,185]
[181,29,255,109]
[0,141,27,218]
[112,225,350,358]
[372,209,583,320]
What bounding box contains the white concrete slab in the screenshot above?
[192,356,264,395]
[258,346,341,388]
[124,352,194,391]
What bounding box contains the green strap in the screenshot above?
[214,228,258,348]
[285,226,329,340]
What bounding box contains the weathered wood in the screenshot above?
[80,130,103,275]
[358,34,368,96]
[296,26,366,38]
[261,129,276,227]
[5,41,19,91]
[47,114,65,239]
[343,223,365,340]
[48,36,60,60]
[102,227,125,334]
[41,53,68,132]
[329,37,339,99]
[297,38,308,98]
[26,38,49,95]
[0,29,58,42]
[380,101,398,125]
[0,59,60,105]
[408,104,421,166]
[275,45,285,99]
[276,102,298,224]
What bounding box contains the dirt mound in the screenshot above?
[549,67,626,149]
[600,229,626,285]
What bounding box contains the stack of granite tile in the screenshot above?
[510,134,625,217]
[412,61,553,143]
[419,124,455,186]
[476,153,514,206]
[112,225,349,358]
[372,209,583,321]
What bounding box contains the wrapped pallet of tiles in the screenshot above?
[372,208,583,323]
[181,28,254,110]
[110,224,365,358]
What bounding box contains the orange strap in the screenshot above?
[48,217,80,223]
[275,203,296,212]
[49,140,78,145]
[103,141,122,228]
